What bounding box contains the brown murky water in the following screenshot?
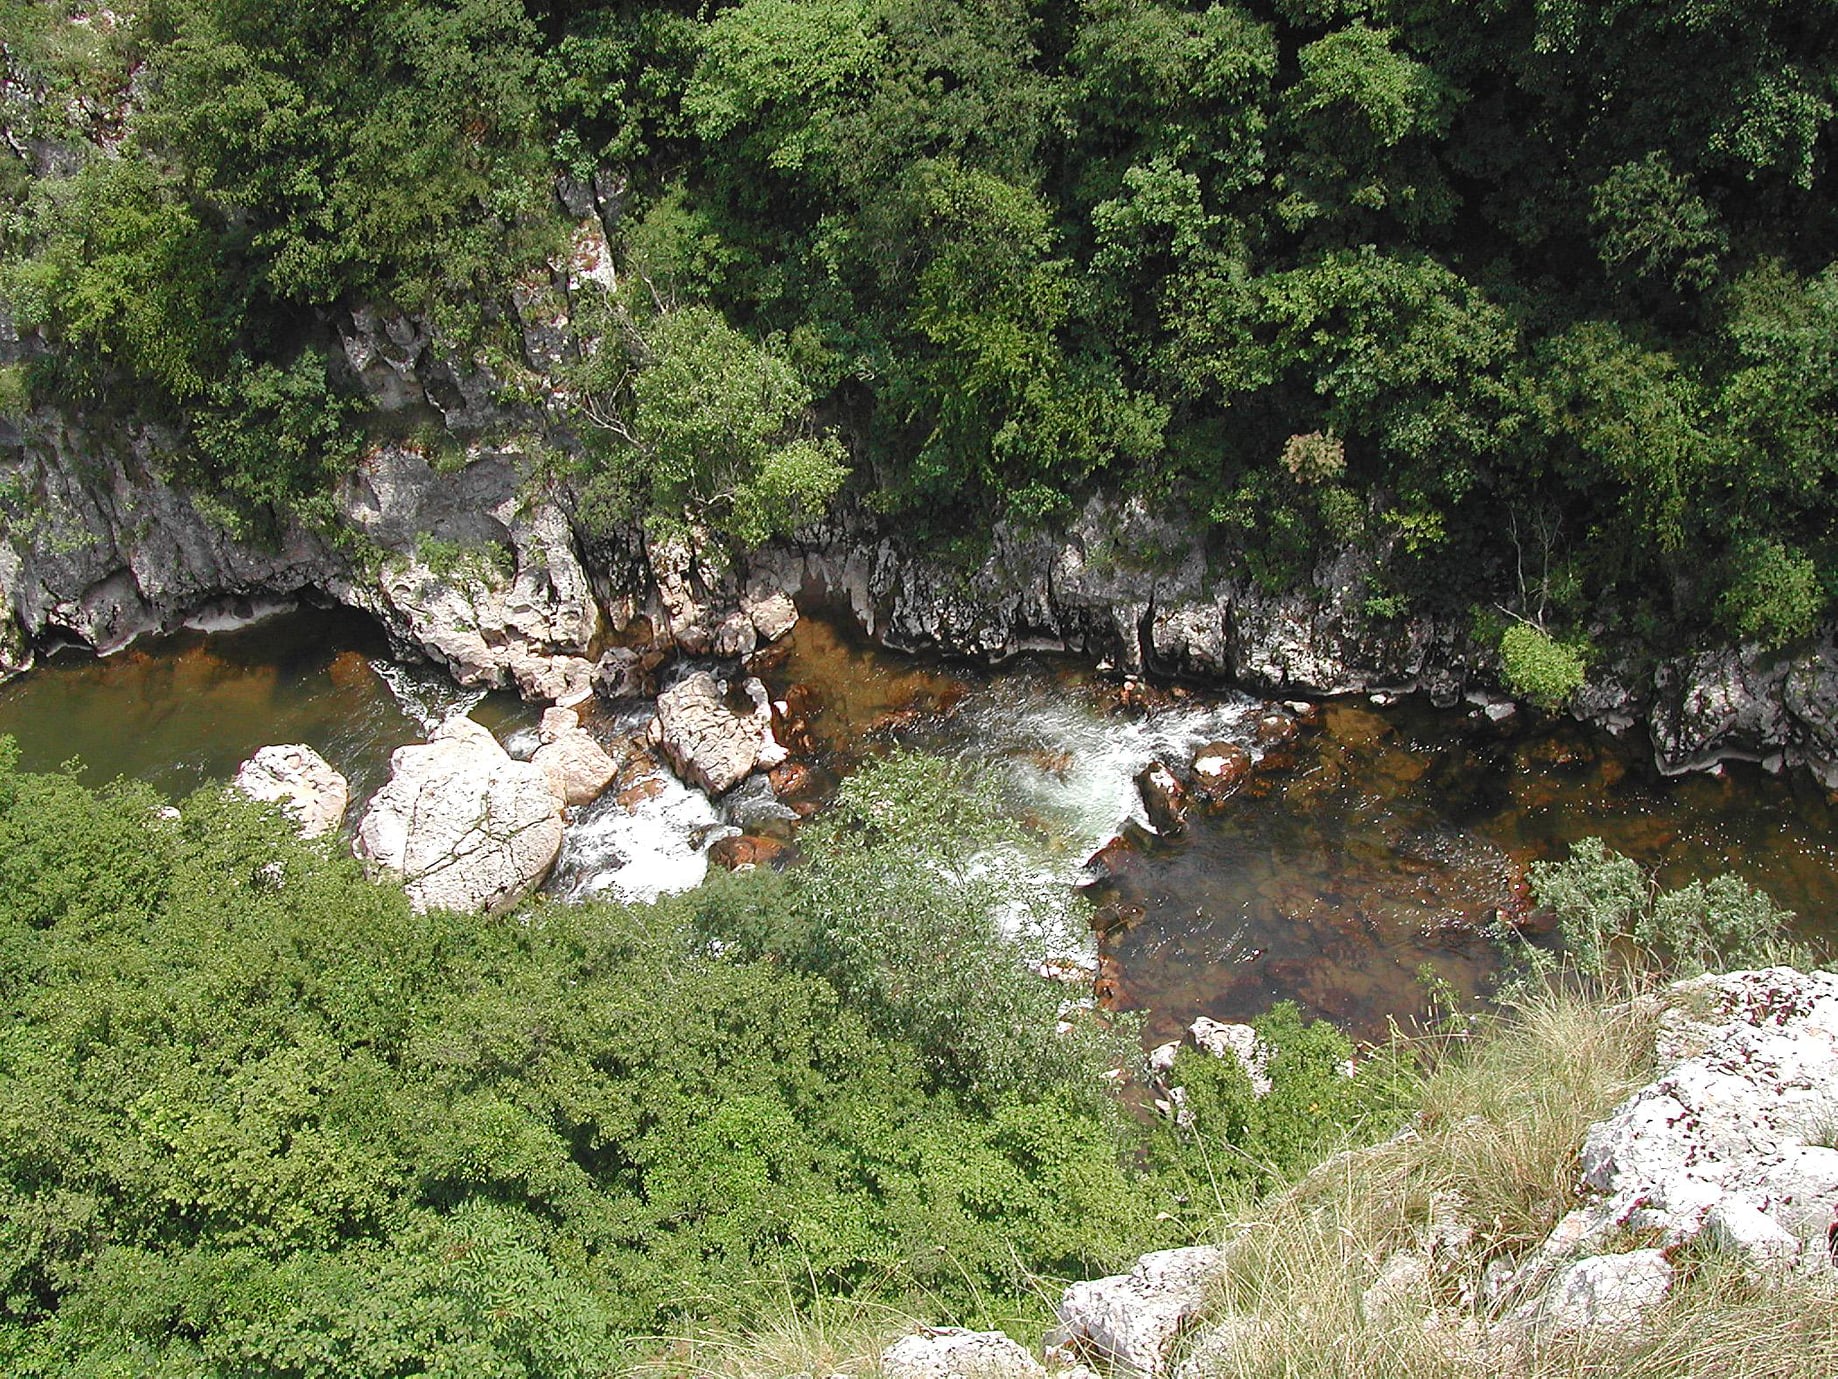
[3,605,1833,1044]
[0,606,534,813]
[759,614,1838,1043]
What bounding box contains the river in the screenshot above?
[2,603,1833,1043]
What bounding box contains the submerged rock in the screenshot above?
[1134,762,1189,837]
[1190,742,1252,802]
[355,716,563,915]
[233,744,349,839]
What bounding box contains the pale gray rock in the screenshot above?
[1188,1018,1271,1097]
[713,609,758,657]
[1576,968,1838,1260]
[334,447,603,698]
[655,672,781,796]
[233,744,349,839]
[742,579,799,643]
[1525,1250,1673,1335]
[880,1328,1045,1379]
[531,706,619,807]
[1046,1245,1222,1379]
[355,716,564,915]
[1360,1250,1430,1327]
[1703,1196,1801,1274]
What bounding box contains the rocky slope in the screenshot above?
[878,966,1838,1379]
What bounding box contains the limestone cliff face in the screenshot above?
[2,421,1836,789]
[1,236,1833,786]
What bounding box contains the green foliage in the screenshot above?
[9,0,1838,645]
[0,743,1202,1369]
[0,364,26,421]
[694,752,1133,1107]
[576,303,849,547]
[1148,1004,1413,1209]
[1716,537,1824,647]
[1498,621,1587,711]
[1590,153,1728,294]
[1529,837,1807,978]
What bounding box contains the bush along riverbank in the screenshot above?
[2,729,1830,1377]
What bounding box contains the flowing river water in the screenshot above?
[3,604,1835,1043]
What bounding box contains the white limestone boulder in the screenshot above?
[654,671,783,796]
[881,1328,1045,1379]
[1524,1250,1674,1335]
[355,716,563,915]
[531,706,618,807]
[233,744,349,839]
[1575,968,1838,1262]
[1046,1246,1222,1379]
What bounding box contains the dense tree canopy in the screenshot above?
[5,0,1838,646]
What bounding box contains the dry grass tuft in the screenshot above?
[1177,981,1838,1379]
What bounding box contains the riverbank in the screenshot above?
[4,599,1836,1045]
[3,430,1837,791]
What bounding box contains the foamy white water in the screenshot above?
[369,658,490,734]
[549,763,733,905]
[947,676,1264,862]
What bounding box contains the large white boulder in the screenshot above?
[530,706,618,807]
[881,1328,1045,1379]
[355,716,564,914]
[1046,1246,1222,1379]
[233,744,349,839]
[1574,968,1838,1264]
[654,671,782,796]
[1526,1250,1674,1335]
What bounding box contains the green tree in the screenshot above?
[576,303,849,548]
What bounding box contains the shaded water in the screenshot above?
[3,605,1835,1044]
[759,614,1838,1043]
[0,606,533,815]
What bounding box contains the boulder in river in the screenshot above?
[355,716,564,915]
[655,671,784,796]
[233,744,349,839]
[1190,741,1253,802]
[1134,762,1189,836]
[531,706,619,806]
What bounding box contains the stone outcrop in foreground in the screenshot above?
[355,716,564,915]
[1563,966,1838,1275]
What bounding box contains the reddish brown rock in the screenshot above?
[1191,741,1253,802]
[1135,762,1189,836]
[708,834,790,871]
[1254,708,1300,747]
[1085,833,1141,879]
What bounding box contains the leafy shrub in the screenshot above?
[1717,537,1824,647]
[692,752,1132,1108]
[1529,837,1808,977]
[0,744,1174,1370]
[1148,1003,1413,1211]
[1498,621,1587,710]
